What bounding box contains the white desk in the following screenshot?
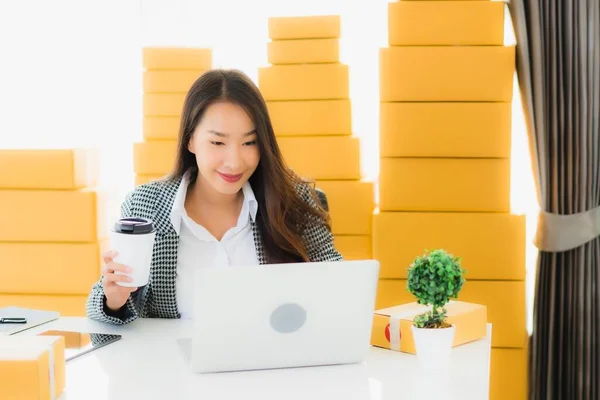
[19,317,491,400]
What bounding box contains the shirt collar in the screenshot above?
[170,171,258,235]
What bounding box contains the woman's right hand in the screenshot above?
[101,250,138,312]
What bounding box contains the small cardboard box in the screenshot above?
[0,335,66,400]
[371,300,487,354]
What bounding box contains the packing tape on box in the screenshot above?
[388,310,418,351]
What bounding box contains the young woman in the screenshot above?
[86,69,343,325]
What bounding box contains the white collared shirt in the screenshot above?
[170,173,259,319]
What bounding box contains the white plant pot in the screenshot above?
[411,324,456,368]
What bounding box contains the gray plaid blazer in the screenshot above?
[85,176,343,325]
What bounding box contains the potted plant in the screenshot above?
[407,249,465,364]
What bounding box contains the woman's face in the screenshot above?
[188,101,260,195]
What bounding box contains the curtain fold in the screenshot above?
[509,0,600,399]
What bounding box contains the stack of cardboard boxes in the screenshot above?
[0,149,104,316]
[372,2,526,399]
[135,48,212,186]
[260,15,374,259]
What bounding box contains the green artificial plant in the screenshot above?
[407,249,466,329]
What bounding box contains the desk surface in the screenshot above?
[20,317,491,400]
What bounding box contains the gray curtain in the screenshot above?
[509,0,600,399]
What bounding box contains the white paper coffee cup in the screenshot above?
[109,217,156,287]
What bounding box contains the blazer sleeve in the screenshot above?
[298,183,344,262]
[85,190,142,325]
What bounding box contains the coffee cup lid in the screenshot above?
[113,217,155,234]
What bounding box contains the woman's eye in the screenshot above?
[211,141,225,146]
[243,141,257,146]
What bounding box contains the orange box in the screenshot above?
[375,279,526,348]
[379,46,515,101]
[388,1,505,46]
[0,294,87,317]
[0,242,105,295]
[142,47,212,69]
[379,158,510,212]
[0,335,66,400]
[380,102,512,158]
[267,99,351,136]
[0,189,106,242]
[371,301,487,354]
[135,174,163,186]
[39,331,91,349]
[268,15,340,40]
[372,211,526,280]
[133,141,177,175]
[143,70,206,93]
[0,149,98,190]
[143,116,181,140]
[316,180,374,235]
[143,93,186,116]
[491,348,528,400]
[334,235,372,260]
[277,136,361,180]
[259,64,349,101]
[268,38,339,64]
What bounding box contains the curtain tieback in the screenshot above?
[534,205,600,252]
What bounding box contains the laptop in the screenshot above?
[188,259,379,373]
[0,307,59,336]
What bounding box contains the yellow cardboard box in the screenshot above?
[379,102,512,158]
[0,294,87,317]
[316,180,374,235]
[143,70,206,93]
[39,330,91,349]
[491,347,528,400]
[135,174,163,186]
[267,99,351,136]
[143,116,180,140]
[334,235,372,260]
[371,301,487,354]
[0,242,105,294]
[0,335,66,400]
[379,157,510,212]
[372,211,526,280]
[142,47,212,69]
[143,93,186,116]
[0,189,106,242]
[259,64,349,101]
[277,136,361,180]
[0,149,98,190]
[375,279,526,348]
[268,15,340,40]
[388,1,505,46]
[379,46,515,101]
[268,38,339,64]
[133,141,177,175]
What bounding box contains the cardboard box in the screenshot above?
[259,64,349,101]
[133,141,177,175]
[0,189,106,242]
[0,294,87,317]
[143,70,206,93]
[143,116,180,140]
[0,335,66,400]
[0,149,98,190]
[268,38,339,64]
[371,301,487,354]
[334,235,372,260]
[316,180,374,235]
[277,136,361,180]
[375,280,526,348]
[380,102,512,158]
[379,46,515,101]
[0,242,105,294]
[143,93,186,116]
[268,15,340,40]
[388,1,505,46]
[491,348,528,400]
[39,331,91,349]
[142,47,212,69]
[135,174,163,186]
[372,211,526,280]
[267,99,351,136]
[379,158,510,212]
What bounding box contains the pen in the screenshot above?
[0,317,27,324]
